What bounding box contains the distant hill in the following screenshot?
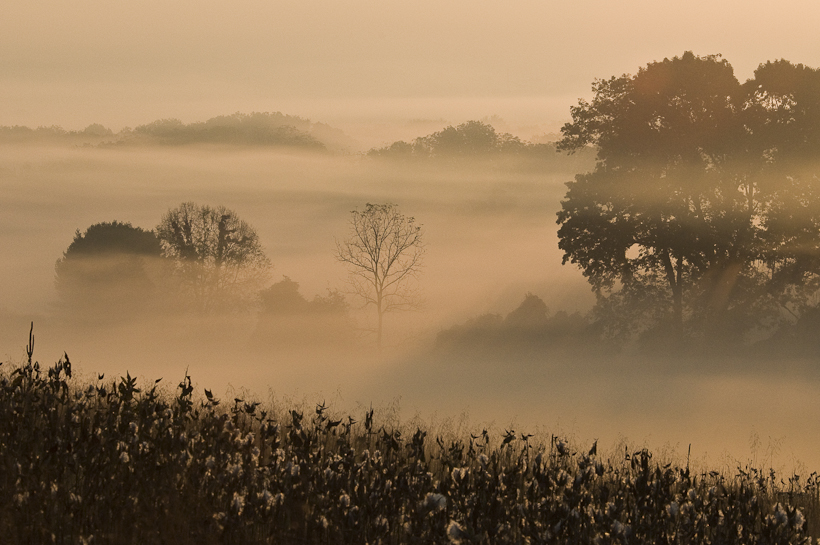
[0,112,358,153]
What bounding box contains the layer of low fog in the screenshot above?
[2,135,819,473]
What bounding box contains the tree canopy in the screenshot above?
[156,202,271,312]
[557,52,820,345]
[54,222,166,321]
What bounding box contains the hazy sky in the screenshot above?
[2,0,819,131]
[3,1,820,470]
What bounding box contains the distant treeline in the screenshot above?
[0,115,595,169]
[0,112,354,152]
[0,123,114,142]
[367,121,595,169]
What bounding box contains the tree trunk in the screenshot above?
[377,306,383,351]
[376,288,383,351]
[661,250,683,328]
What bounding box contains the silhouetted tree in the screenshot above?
[336,203,424,349]
[156,202,271,312]
[557,52,820,345]
[54,221,165,322]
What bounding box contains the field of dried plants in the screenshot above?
[2,332,817,544]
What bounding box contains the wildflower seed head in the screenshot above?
[259,489,273,508]
[774,503,788,526]
[232,492,245,515]
[794,508,806,529]
[447,520,469,543]
[424,492,447,511]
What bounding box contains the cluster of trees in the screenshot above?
[54,221,166,321]
[54,204,275,323]
[55,202,425,350]
[368,121,528,157]
[557,52,820,351]
[129,112,326,149]
[154,203,272,313]
[367,121,590,167]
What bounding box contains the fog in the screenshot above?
[2,138,819,475]
[4,0,820,477]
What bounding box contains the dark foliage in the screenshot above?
[557,52,820,347]
[156,202,271,313]
[59,222,161,258]
[54,222,167,323]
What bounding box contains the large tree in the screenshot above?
[156,202,271,312]
[335,203,424,349]
[557,52,820,343]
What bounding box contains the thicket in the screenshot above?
[1,329,817,544]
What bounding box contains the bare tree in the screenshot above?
[157,202,271,312]
[336,203,424,348]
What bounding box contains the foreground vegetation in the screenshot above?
[1,337,818,544]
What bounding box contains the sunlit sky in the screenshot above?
[2,0,819,133]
